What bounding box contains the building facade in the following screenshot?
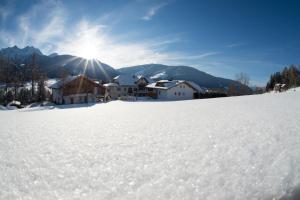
[50,75,106,104]
[105,74,153,99]
[146,80,203,100]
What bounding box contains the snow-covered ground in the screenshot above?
[1,90,300,200]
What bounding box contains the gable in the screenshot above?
[65,76,96,88]
[180,82,197,92]
[168,82,195,92]
[62,76,105,96]
[136,77,148,85]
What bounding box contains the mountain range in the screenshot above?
[0,46,251,92]
[0,46,119,82]
[119,64,247,89]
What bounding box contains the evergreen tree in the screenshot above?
[18,88,31,105]
[266,64,300,91]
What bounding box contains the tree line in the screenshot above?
[266,65,300,91]
[0,54,49,105]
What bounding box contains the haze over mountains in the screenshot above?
[0,46,250,91]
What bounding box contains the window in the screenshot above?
[174,92,177,95]
[124,88,127,92]
[178,92,181,96]
[183,92,185,96]
[117,87,121,91]
[159,91,161,95]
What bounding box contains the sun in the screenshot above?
[78,42,99,60]
[66,21,103,60]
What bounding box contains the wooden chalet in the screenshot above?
[49,75,106,104]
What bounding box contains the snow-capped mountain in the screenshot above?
[118,64,252,92]
[0,46,43,60]
[0,46,119,82]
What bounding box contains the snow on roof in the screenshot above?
[146,83,158,88]
[103,83,119,87]
[49,75,100,89]
[49,75,78,89]
[146,80,203,92]
[146,80,181,89]
[185,81,205,93]
[113,74,153,86]
[113,74,136,85]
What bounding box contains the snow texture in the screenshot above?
[1,90,300,199]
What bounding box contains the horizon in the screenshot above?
[1,0,300,86]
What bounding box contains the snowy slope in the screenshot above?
[118,64,252,93]
[1,91,300,199]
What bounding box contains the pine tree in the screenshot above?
[266,64,300,91]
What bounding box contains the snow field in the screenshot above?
[0,91,300,199]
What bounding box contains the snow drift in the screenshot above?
[0,90,300,199]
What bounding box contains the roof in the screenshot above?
[49,75,103,89]
[49,76,77,89]
[103,83,119,87]
[185,81,205,93]
[146,80,204,93]
[113,74,153,86]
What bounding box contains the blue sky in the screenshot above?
[1,0,300,86]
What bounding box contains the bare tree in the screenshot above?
[29,54,39,100]
[37,72,48,102]
[0,56,11,94]
[235,72,250,86]
[228,83,241,96]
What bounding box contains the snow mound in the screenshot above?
[26,102,41,108]
[6,101,22,110]
[0,91,300,199]
[0,105,7,110]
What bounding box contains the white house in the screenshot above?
[105,74,153,99]
[146,80,203,100]
[103,82,119,100]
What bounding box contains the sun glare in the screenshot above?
[77,42,99,60]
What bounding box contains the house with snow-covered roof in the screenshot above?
[106,74,153,99]
[49,75,106,104]
[146,80,204,100]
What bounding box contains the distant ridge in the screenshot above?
[118,64,252,92]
